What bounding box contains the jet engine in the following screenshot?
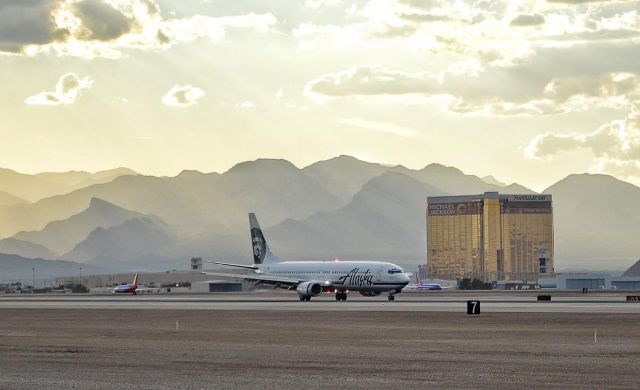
[359,291,381,296]
[296,282,323,297]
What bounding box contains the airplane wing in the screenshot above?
[201,271,306,290]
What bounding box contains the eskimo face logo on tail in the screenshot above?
[251,228,266,264]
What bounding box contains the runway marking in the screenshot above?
[0,297,639,313]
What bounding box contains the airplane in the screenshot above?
[113,273,139,294]
[422,283,443,291]
[403,274,444,291]
[201,213,410,302]
[416,274,443,291]
[134,285,160,294]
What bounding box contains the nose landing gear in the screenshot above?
[388,288,403,302]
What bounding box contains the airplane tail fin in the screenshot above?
[249,213,280,266]
[132,272,139,287]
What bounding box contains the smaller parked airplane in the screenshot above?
[113,273,139,294]
[404,274,443,291]
[422,282,443,291]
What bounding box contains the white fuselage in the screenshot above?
[259,261,410,292]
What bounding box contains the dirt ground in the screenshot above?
[1,309,639,389]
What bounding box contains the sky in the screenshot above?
[1,0,640,192]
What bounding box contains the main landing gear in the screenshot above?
[335,291,348,301]
[299,295,311,301]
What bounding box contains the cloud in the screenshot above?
[546,0,627,3]
[371,24,418,39]
[510,14,545,27]
[544,73,640,103]
[526,116,640,160]
[25,73,93,105]
[336,117,419,138]
[290,0,640,75]
[0,0,277,58]
[525,113,640,181]
[163,12,277,42]
[304,65,542,115]
[72,0,135,41]
[398,13,451,23]
[0,0,69,53]
[591,159,640,183]
[448,98,562,116]
[305,50,640,116]
[525,132,589,158]
[450,72,640,115]
[237,101,256,109]
[305,65,442,97]
[162,85,205,107]
[304,0,339,9]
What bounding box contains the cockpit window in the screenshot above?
[388,268,402,274]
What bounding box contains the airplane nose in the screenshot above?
[401,273,410,284]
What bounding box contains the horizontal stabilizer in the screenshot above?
[207,260,259,270]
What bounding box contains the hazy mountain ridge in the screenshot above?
[9,198,152,255]
[302,155,392,203]
[0,167,136,203]
[0,160,343,239]
[0,253,103,282]
[623,260,640,277]
[0,190,26,207]
[544,173,640,271]
[34,168,137,188]
[0,238,58,259]
[0,156,637,273]
[482,175,507,187]
[301,156,537,203]
[62,217,178,269]
[269,172,447,262]
[406,163,535,195]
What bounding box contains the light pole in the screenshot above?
[32,267,35,292]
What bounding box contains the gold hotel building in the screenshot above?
[427,192,553,282]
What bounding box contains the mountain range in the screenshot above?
[10,198,150,255]
[0,155,639,281]
[0,167,136,202]
[544,174,640,271]
[0,190,26,207]
[0,253,103,282]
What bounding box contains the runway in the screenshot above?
[1,306,639,389]
[1,291,640,313]
[2,292,640,388]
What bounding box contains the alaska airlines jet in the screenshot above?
[113,273,139,294]
[202,213,410,301]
